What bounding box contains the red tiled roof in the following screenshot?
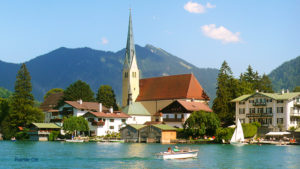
[64,101,108,111]
[85,111,131,118]
[177,100,212,112]
[136,74,210,101]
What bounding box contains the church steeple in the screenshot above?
[124,10,137,69]
[122,10,140,107]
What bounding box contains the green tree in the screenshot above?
[59,80,95,106]
[44,88,64,100]
[293,86,300,92]
[63,116,89,137]
[212,61,236,126]
[258,74,274,93]
[0,98,10,124]
[183,111,220,138]
[0,87,13,98]
[1,64,44,139]
[96,85,118,110]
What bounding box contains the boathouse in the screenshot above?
[120,124,146,142]
[28,123,61,141]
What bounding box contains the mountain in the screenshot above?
[0,44,219,105]
[269,56,300,92]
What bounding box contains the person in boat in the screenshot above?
[173,146,180,152]
[167,147,172,153]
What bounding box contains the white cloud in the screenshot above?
[201,24,241,43]
[184,1,216,14]
[206,2,216,9]
[101,37,108,45]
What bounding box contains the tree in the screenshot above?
[0,98,10,126]
[259,74,273,93]
[293,86,300,92]
[63,116,89,137]
[44,88,64,100]
[183,111,220,138]
[0,87,13,98]
[1,64,44,139]
[59,80,95,106]
[212,61,236,126]
[96,85,118,110]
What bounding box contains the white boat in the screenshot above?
[65,139,84,143]
[158,150,198,160]
[230,119,246,145]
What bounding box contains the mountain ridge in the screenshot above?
[0,44,219,105]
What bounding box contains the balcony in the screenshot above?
[253,102,267,106]
[50,118,63,123]
[163,118,185,122]
[92,121,105,126]
[246,113,273,118]
[294,102,300,107]
[290,110,300,116]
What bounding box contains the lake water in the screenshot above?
[0,141,300,169]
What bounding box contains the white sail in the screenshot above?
[230,119,244,143]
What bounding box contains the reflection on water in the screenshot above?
[1,141,300,168]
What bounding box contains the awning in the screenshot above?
[265,132,291,136]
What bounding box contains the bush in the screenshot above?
[289,126,296,131]
[15,131,29,140]
[215,127,234,143]
[49,130,60,141]
[242,123,258,138]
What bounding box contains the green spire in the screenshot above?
[124,10,136,69]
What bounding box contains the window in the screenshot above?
[239,108,245,114]
[249,108,255,113]
[166,115,169,119]
[132,72,137,78]
[110,119,114,122]
[277,118,283,124]
[88,118,94,122]
[277,100,284,103]
[277,107,283,113]
[249,100,254,103]
[297,98,300,102]
[110,126,114,129]
[240,119,245,123]
[98,118,102,121]
[239,101,245,105]
[122,119,126,123]
[124,72,128,78]
[258,108,264,113]
[177,114,182,119]
[266,107,272,114]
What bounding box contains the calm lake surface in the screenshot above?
[0,141,300,169]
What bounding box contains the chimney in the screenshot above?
[281,89,285,94]
[255,89,259,93]
[110,107,113,113]
[99,103,102,112]
[78,99,82,105]
[287,89,289,93]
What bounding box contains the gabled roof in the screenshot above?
[122,102,151,116]
[32,123,61,129]
[136,74,210,101]
[152,124,177,131]
[84,111,130,119]
[40,92,63,111]
[231,92,300,102]
[177,100,213,112]
[64,101,108,111]
[127,124,146,130]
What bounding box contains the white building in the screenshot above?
[232,90,300,131]
[83,109,130,136]
[122,102,151,124]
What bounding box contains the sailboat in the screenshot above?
[230,119,246,145]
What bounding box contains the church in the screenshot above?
[121,12,212,128]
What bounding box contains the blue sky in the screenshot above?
[0,0,299,76]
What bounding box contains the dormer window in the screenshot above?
[124,72,128,78]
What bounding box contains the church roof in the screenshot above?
[123,10,137,69]
[136,74,210,101]
[122,102,151,116]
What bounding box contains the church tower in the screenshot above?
[122,11,140,107]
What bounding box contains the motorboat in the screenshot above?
[157,149,198,159]
[65,139,84,143]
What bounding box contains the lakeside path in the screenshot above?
[1,141,300,168]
